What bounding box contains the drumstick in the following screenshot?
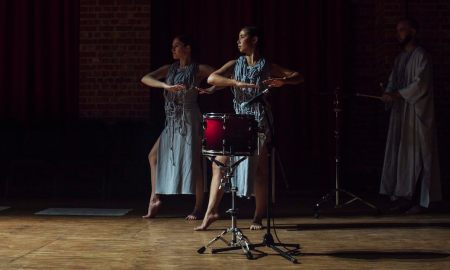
[355,93,383,100]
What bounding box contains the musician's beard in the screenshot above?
[399,34,413,49]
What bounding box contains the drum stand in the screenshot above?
[197,156,255,259]
[314,87,379,218]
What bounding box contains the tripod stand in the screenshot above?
[249,96,300,263]
[314,87,379,218]
[197,156,254,259]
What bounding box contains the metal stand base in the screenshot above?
[314,188,380,218]
[197,156,255,259]
[197,222,300,262]
[197,225,254,259]
[251,232,300,263]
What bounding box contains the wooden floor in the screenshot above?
[0,213,449,269]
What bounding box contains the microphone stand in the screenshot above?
[240,88,270,108]
[244,89,300,263]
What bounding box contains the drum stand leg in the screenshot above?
[197,157,254,259]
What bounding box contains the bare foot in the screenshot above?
[250,218,264,230]
[194,212,219,231]
[185,209,202,220]
[142,198,162,218]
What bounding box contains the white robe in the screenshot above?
[380,46,441,207]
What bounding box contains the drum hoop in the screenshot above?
[203,113,256,120]
[202,149,254,157]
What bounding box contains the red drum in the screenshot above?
[202,113,258,156]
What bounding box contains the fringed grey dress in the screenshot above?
[231,56,271,197]
[155,62,202,195]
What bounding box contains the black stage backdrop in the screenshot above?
[0,0,79,123]
[0,0,82,199]
[150,0,347,191]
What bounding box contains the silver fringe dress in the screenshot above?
[231,56,271,197]
[155,62,202,195]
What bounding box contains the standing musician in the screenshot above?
[380,18,441,214]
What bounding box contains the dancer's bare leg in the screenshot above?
[143,137,162,218]
[194,156,228,230]
[186,161,205,220]
[250,145,268,230]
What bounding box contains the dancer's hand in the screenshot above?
[263,78,286,88]
[164,84,186,93]
[197,86,216,95]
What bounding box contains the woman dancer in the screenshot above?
[141,35,216,220]
[196,26,304,230]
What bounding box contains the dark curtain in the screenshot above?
[0,0,79,123]
[150,0,347,190]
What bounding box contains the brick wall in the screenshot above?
[79,0,151,119]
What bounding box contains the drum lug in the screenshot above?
[222,139,226,154]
